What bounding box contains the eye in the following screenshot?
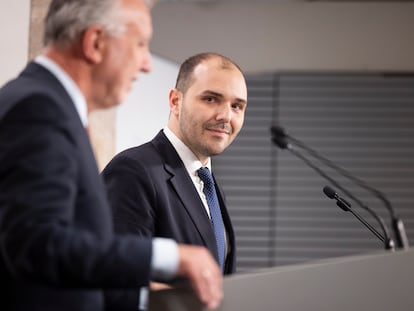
[204,96,216,103]
[137,38,150,49]
[232,102,245,111]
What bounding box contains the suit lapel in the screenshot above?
[151,131,219,260]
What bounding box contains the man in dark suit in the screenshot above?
[0,1,222,311]
[102,53,248,283]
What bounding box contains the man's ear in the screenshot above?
[82,25,107,64]
[169,88,182,115]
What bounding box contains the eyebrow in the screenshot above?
[201,90,247,105]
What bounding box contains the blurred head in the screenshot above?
[44,0,153,111]
[168,52,248,165]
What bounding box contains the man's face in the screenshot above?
[92,0,153,109]
[172,58,248,164]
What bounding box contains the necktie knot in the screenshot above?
[197,167,214,187]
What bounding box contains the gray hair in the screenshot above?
[43,0,127,47]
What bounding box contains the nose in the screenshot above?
[140,48,152,73]
[216,103,232,122]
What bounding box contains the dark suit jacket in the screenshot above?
[102,130,236,273]
[0,62,153,311]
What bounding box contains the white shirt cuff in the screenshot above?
[151,238,179,281]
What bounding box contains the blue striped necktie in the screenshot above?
[197,167,225,271]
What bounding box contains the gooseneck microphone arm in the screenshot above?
[286,146,394,250]
[271,125,409,250]
[323,186,392,249]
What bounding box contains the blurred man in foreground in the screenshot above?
[0,1,222,310]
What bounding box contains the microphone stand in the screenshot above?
[288,147,394,251]
[323,186,394,250]
[272,126,409,250]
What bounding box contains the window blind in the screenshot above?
[214,72,414,272]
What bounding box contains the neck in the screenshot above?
[43,46,93,113]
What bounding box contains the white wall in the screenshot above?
[0,0,30,85]
[115,54,179,153]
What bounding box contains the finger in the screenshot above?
[177,245,223,309]
[193,256,222,309]
[200,268,222,309]
[150,281,172,291]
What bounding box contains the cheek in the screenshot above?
[111,44,135,70]
[232,115,244,132]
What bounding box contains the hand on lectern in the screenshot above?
[177,245,223,310]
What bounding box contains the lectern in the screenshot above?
[149,249,414,311]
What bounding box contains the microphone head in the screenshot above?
[271,136,289,149]
[270,125,289,149]
[323,185,336,199]
[270,125,287,138]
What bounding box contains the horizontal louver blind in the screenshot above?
[214,72,414,272]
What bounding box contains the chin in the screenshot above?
[211,147,226,156]
[104,99,122,109]
[116,94,127,106]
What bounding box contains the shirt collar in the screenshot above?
[163,126,212,176]
[34,55,88,127]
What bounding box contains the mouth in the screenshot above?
[127,77,138,91]
[210,128,229,134]
[206,127,231,137]
[131,76,139,86]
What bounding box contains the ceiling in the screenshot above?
[149,1,414,73]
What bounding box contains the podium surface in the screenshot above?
[149,249,414,311]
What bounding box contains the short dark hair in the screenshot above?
[175,52,244,94]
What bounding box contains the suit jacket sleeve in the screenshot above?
[0,95,152,289]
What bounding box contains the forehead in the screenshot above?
[121,0,153,38]
[190,59,247,98]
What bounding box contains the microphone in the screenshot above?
[270,126,289,149]
[323,186,394,250]
[270,124,409,250]
[323,185,351,211]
